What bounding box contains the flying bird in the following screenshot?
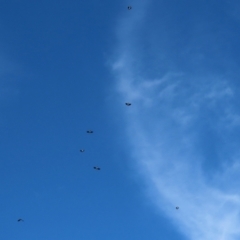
[17,219,24,222]
[127,6,132,10]
[80,149,85,153]
[125,102,131,106]
[93,166,101,170]
[87,130,93,133]
[176,207,179,210]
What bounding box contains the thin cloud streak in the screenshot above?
[111,1,240,240]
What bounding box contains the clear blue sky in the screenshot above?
[1,0,240,240]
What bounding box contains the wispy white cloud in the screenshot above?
[111,1,240,240]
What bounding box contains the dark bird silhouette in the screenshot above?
[93,166,100,170]
[128,6,132,10]
[87,130,93,133]
[17,219,24,222]
[125,102,131,106]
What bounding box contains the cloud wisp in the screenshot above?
[111,1,240,240]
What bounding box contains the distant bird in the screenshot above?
[176,207,179,210]
[80,149,85,153]
[127,6,132,10]
[93,166,101,170]
[17,219,24,222]
[125,102,131,106]
[87,130,93,133]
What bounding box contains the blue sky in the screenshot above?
[1,0,240,239]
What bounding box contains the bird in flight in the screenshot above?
[125,102,131,106]
[87,130,93,133]
[176,206,179,210]
[80,149,85,152]
[17,219,24,222]
[127,6,132,10]
[93,166,101,170]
